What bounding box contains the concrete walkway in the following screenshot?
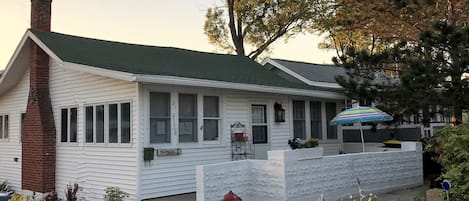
[147,186,426,201]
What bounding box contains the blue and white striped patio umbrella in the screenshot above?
[329,106,393,152]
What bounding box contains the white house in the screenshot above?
[262,58,449,151]
[0,2,347,200]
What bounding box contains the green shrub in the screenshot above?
[429,123,469,201]
[104,187,128,201]
[0,181,11,192]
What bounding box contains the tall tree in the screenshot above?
[313,0,469,59]
[336,22,469,125]
[204,0,322,60]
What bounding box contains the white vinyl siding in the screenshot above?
[0,68,29,191]
[50,59,138,201]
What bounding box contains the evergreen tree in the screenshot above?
[336,21,469,125]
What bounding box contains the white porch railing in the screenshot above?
[196,142,423,201]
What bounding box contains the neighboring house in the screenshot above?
[262,58,448,149]
[0,2,346,200]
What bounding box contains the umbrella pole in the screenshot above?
[360,123,365,152]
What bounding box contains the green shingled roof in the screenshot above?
[31,30,312,90]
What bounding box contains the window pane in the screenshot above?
[293,101,305,139]
[96,105,105,143]
[293,120,305,139]
[179,94,197,117]
[150,93,170,143]
[326,102,337,139]
[252,105,266,124]
[109,104,118,143]
[121,103,131,143]
[179,119,197,142]
[150,92,170,117]
[70,108,77,143]
[0,116,3,139]
[179,94,197,142]
[310,101,322,139]
[203,119,218,141]
[4,115,8,139]
[293,100,305,120]
[150,118,170,143]
[253,125,267,144]
[85,106,94,143]
[204,96,219,117]
[21,113,25,143]
[61,109,68,142]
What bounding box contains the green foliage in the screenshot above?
[0,181,11,192]
[314,0,469,59]
[104,187,129,201]
[430,123,469,201]
[335,21,469,125]
[44,192,59,201]
[204,0,321,60]
[64,183,79,201]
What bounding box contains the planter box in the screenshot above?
[294,147,323,160]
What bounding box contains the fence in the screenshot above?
[196,142,423,201]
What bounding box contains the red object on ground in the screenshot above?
[223,191,242,201]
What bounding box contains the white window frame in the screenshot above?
[289,99,341,142]
[147,88,223,147]
[202,95,222,143]
[83,101,132,146]
[178,93,199,144]
[59,106,78,144]
[251,104,269,144]
[0,114,9,140]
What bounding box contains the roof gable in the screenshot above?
[263,58,345,89]
[31,30,312,90]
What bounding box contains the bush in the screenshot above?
[428,123,469,201]
[104,187,128,201]
[0,181,11,192]
[65,183,79,201]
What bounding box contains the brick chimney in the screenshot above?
[22,0,56,193]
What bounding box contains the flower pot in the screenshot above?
[234,133,244,142]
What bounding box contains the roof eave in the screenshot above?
[134,74,347,99]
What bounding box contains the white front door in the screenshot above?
[251,104,270,159]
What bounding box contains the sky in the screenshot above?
[0,0,336,70]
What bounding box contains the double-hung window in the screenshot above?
[292,100,306,139]
[150,92,171,144]
[85,102,131,144]
[203,96,220,141]
[326,102,338,139]
[0,114,8,139]
[179,94,198,143]
[61,107,77,143]
[310,101,322,139]
[149,92,222,144]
